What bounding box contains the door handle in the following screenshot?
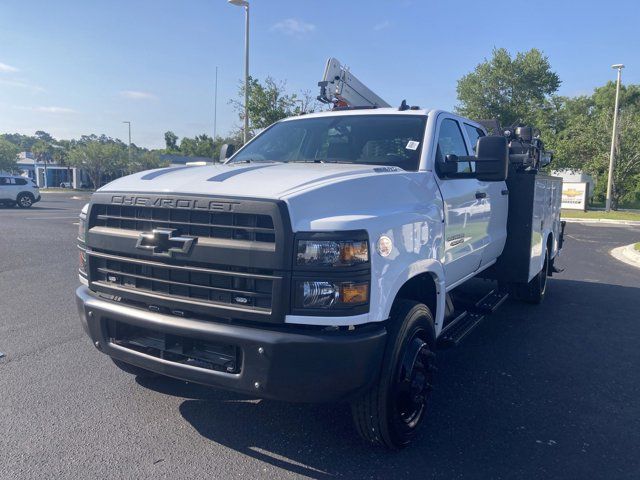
[475,191,487,199]
[501,189,509,196]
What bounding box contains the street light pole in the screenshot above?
[214,65,218,140]
[228,0,250,144]
[605,64,624,212]
[123,121,132,170]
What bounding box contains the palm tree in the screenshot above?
[52,143,71,188]
[31,140,51,187]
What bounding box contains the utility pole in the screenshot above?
[122,121,132,169]
[606,64,624,212]
[228,0,250,144]
[214,66,218,140]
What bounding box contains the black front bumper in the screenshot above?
[76,286,387,403]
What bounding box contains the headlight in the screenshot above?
[296,239,369,267]
[78,215,87,242]
[78,203,89,279]
[295,280,369,309]
[78,247,87,276]
[78,203,89,242]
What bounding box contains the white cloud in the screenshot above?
[36,106,76,114]
[119,90,157,100]
[270,18,316,36]
[15,105,76,114]
[0,62,19,73]
[0,78,44,93]
[373,21,392,31]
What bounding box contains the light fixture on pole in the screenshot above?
[122,121,132,169]
[605,64,624,212]
[228,0,250,144]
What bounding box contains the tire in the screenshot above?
[514,247,550,304]
[16,193,34,208]
[111,358,160,378]
[351,300,436,449]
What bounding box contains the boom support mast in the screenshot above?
[317,57,390,108]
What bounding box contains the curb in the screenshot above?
[611,244,640,269]
[563,218,640,226]
[40,190,94,194]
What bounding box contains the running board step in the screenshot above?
[438,312,485,347]
[438,289,509,347]
[475,289,509,314]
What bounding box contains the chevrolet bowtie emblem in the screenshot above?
[135,228,196,257]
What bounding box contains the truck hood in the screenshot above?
[98,162,402,199]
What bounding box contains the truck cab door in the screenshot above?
[462,123,508,267]
[434,116,488,288]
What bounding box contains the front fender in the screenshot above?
[374,259,447,335]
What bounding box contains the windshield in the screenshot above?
[230,114,427,171]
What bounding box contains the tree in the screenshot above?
[456,48,561,127]
[1,133,39,151]
[164,131,179,151]
[68,140,126,188]
[31,140,52,187]
[180,134,216,158]
[0,139,19,173]
[51,142,72,186]
[34,130,54,143]
[130,150,168,172]
[294,89,322,115]
[232,76,299,141]
[550,83,640,208]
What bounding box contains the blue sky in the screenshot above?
[1,0,638,148]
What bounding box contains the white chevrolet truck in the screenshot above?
[76,59,564,448]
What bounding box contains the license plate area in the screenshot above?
[107,320,240,374]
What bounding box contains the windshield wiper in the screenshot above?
[230,158,273,164]
[292,159,357,164]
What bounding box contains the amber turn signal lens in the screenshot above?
[340,241,368,264]
[340,283,369,304]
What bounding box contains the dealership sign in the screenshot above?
[561,182,589,211]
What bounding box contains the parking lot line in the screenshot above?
[25,216,80,220]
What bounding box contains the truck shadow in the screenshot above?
[137,278,640,479]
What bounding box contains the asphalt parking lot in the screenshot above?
[1,193,639,479]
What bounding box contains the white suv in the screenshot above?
[0,175,41,208]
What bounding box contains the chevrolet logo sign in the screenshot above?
[135,228,196,257]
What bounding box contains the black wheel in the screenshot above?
[351,300,436,449]
[514,247,549,304]
[111,358,159,378]
[16,193,34,208]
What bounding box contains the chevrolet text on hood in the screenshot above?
[75,57,565,449]
[110,195,239,212]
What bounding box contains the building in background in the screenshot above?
[15,152,91,188]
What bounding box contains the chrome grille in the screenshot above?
[85,194,291,323]
[89,250,275,312]
[91,204,275,243]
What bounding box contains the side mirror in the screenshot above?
[475,136,508,182]
[219,144,235,162]
[436,153,458,176]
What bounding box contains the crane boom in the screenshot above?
[317,57,390,108]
